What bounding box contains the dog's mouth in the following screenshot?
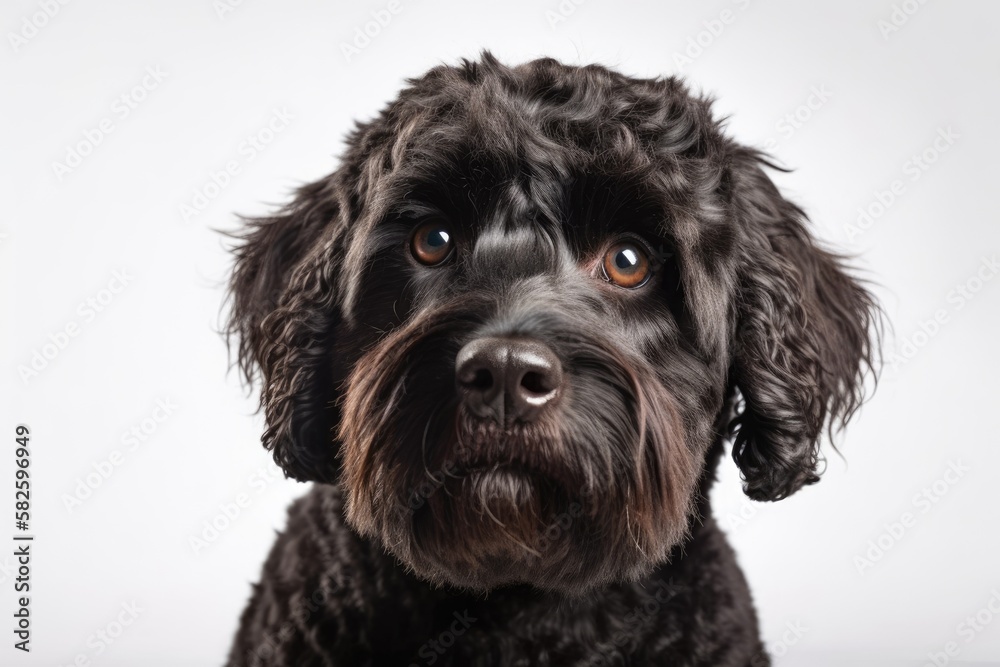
[449,458,557,488]
[405,449,559,507]
[454,459,522,476]
[444,415,565,476]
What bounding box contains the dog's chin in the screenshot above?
[375,464,663,595]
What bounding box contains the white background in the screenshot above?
[2,1,998,665]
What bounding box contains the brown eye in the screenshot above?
[602,241,651,288]
[410,220,454,266]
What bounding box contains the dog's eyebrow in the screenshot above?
[561,176,671,243]
[376,198,447,227]
[372,166,478,227]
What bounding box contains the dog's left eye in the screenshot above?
[601,241,651,288]
[410,220,454,266]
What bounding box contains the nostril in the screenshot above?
[458,360,495,392]
[468,368,494,391]
[519,371,551,396]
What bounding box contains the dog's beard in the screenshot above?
[339,301,698,593]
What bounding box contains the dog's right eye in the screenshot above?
[601,240,652,289]
[410,220,454,266]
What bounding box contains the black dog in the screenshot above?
[225,53,877,666]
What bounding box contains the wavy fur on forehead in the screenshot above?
[225,50,878,503]
[359,52,730,214]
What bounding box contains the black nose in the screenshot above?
[455,337,563,425]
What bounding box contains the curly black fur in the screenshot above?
[224,52,879,666]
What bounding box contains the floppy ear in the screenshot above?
[227,177,344,482]
[727,149,879,501]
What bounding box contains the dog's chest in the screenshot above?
[371,580,690,666]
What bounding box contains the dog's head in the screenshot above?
[227,53,878,593]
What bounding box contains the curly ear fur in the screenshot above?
[728,149,879,501]
[226,178,343,482]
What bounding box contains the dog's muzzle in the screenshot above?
[455,336,563,426]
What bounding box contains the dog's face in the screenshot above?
[228,54,877,593]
